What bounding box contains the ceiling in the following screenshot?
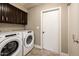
[20,3,42,9]
[10,3,42,10]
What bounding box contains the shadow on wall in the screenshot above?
[0,23,25,32]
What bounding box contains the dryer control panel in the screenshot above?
[28,31,32,33]
[5,34,17,37]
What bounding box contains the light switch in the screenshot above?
[36,26,39,30]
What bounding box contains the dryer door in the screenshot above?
[0,37,22,56]
[24,34,34,47]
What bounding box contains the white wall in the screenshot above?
[25,3,68,53]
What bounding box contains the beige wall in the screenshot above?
[25,3,68,53]
[68,4,79,55]
[0,23,24,32]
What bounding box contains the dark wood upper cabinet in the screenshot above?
[2,3,8,23]
[0,4,6,23]
[5,4,17,23]
[22,11,27,25]
[0,4,2,22]
[0,3,27,25]
[16,9,22,24]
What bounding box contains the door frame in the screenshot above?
[40,7,61,52]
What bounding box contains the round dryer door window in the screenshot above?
[26,35,32,44]
[0,41,18,56]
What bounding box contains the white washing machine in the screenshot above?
[0,32,22,56]
[22,30,34,55]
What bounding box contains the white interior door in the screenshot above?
[42,8,61,52]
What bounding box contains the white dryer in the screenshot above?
[22,30,34,55]
[0,32,22,56]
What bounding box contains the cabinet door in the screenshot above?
[16,9,22,24]
[1,3,6,23]
[0,3,27,25]
[22,12,27,25]
[0,4,2,22]
[5,4,17,24]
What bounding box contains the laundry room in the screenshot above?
[0,2,79,56]
[0,3,68,56]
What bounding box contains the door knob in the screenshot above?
[42,32,45,34]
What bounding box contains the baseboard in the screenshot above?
[34,45,69,56]
[60,52,69,56]
[34,44,42,49]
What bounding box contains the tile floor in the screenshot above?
[26,48,61,56]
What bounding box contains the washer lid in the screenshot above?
[0,32,21,43]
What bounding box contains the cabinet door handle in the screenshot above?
[6,17,8,21]
[2,16,4,21]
